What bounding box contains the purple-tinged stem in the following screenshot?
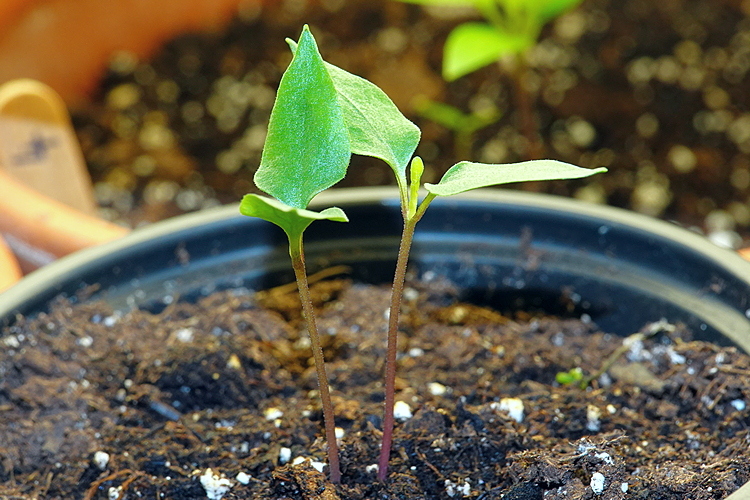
[289,235,341,483]
[377,217,417,481]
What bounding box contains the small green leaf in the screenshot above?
[443,22,533,81]
[424,160,607,196]
[414,97,500,134]
[287,39,420,189]
[255,26,350,210]
[240,194,348,239]
[556,367,584,385]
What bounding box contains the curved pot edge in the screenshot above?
[3,186,750,321]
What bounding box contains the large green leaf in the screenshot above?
[424,160,607,196]
[240,194,348,239]
[255,26,350,210]
[288,40,420,188]
[443,22,533,81]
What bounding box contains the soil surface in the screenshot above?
[1,278,748,499]
[72,0,750,246]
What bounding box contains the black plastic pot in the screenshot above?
[2,187,750,498]
[3,187,750,347]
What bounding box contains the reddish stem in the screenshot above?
[290,235,341,483]
[377,217,417,481]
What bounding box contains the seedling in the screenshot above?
[241,25,605,483]
[397,0,583,158]
[239,26,349,483]
[555,366,584,386]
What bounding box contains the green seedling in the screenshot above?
[241,25,605,483]
[398,0,583,158]
[413,96,500,160]
[239,26,350,483]
[556,366,584,386]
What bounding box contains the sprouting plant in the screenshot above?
[239,26,350,483]
[556,366,584,386]
[241,25,605,483]
[397,0,583,158]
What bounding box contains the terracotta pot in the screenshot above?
[0,0,263,106]
[0,234,22,290]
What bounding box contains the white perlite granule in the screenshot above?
[495,398,524,423]
[590,472,606,494]
[200,468,233,500]
[393,401,413,421]
[93,451,110,470]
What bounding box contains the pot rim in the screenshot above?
[2,186,750,320]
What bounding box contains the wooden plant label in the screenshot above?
[0,79,96,214]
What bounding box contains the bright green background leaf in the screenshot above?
[240,194,348,239]
[288,39,420,189]
[424,160,607,196]
[255,26,350,210]
[538,0,584,21]
[443,22,532,81]
[395,0,582,20]
[392,0,478,5]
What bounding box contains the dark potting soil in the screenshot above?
[73,0,750,245]
[0,278,748,499]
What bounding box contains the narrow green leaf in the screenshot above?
[537,0,584,21]
[255,26,350,210]
[240,194,348,239]
[287,40,420,189]
[443,22,533,81]
[414,97,500,134]
[424,160,607,196]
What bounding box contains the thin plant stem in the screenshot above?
[377,217,417,481]
[378,192,435,481]
[289,233,341,483]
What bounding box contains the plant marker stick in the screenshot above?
[0,79,97,214]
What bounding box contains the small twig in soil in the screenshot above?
[717,366,750,376]
[476,486,506,500]
[83,469,139,500]
[415,449,444,480]
[258,265,352,298]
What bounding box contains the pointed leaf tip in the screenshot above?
[286,35,420,188]
[255,26,350,210]
[425,160,607,197]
